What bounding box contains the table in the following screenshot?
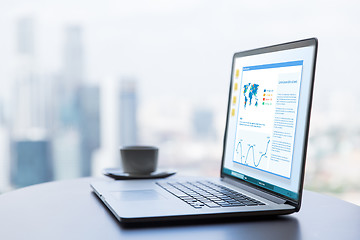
[0,177,359,240]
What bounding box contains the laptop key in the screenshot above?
[219,203,232,207]
[231,203,246,206]
[245,202,258,206]
[192,206,202,209]
[205,202,221,208]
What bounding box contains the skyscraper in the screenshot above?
[13,17,53,132]
[52,25,99,178]
[13,17,40,132]
[58,25,84,127]
[192,108,216,140]
[0,99,4,125]
[13,74,53,132]
[63,25,84,86]
[11,17,54,187]
[0,123,10,192]
[77,85,101,176]
[119,79,138,147]
[52,129,82,180]
[63,25,84,90]
[11,137,53,188]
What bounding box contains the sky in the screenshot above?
[0,0,360,118]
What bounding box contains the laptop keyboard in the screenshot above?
[156,181,265,209]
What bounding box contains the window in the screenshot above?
[0,1,359,206]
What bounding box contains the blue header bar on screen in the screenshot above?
[243,60,303,71]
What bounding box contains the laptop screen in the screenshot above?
[221,39,317,201]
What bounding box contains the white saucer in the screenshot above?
[103,168,176,180]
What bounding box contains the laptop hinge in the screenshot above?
[222,176,287,204]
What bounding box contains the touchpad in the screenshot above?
[111,190,162,201]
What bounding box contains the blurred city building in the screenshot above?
[58,25,84,127]
[0,125,10,192]
[63,26,84,93]
[13,17,46,132]
[9,21,101,187]
[52,129,82,180]
[192,108,216,140]
[10,17,54,187]
[11,137,53,188]
[52,25,101,178]
[0,99,4,125]
[77,85,101,176]
[119,79,138,147]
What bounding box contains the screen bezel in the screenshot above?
[220,38,318,209]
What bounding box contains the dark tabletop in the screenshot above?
[0,177,359,240]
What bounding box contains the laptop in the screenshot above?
[91,38,318,224]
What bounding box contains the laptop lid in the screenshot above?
[221,38,318,206]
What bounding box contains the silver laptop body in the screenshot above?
[91,38,318,224]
